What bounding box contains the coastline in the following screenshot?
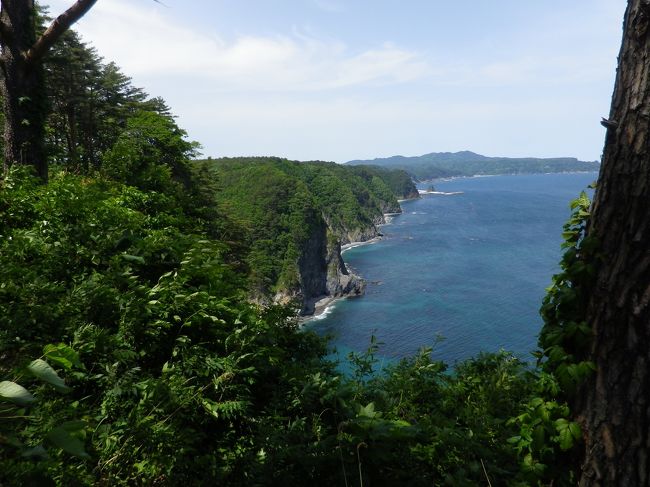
[300,236,382,324]
[417,170,599,185]
[304,173,589,324]
[418,190,464,196]
[301,211,402,324]
[341,236,383,254]
[302,170,599,363]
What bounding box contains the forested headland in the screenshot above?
[200,157,418,314]
[1,1,648,486]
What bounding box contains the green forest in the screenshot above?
[202,157,418,311]
[1,2,643,486]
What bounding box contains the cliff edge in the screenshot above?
[203,156,418,316]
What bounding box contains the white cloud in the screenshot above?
[43,0,623,162]
[45,0,428,92]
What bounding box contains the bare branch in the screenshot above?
[25,0,98,64]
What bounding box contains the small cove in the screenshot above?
[307,172,598,367]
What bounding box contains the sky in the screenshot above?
[46,0,628,163]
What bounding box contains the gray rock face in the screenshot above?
[296,217,330,310]
[270,213,365,315]
[339,226,380,246]
[323,212,390,246]
[324,236,365,298]
[272,208,392,316]
[401,188,421,200]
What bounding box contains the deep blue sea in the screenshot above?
[306,172,598,368]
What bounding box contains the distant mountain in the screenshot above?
[346,151,600,180]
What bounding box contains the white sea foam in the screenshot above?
[312,303,336,320]
[418,190,464,196]
[341,236,382,254]
[341,243,361,254]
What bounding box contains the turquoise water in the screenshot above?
[307,172,598,366]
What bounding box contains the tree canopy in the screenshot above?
[0,0,98,180]
[2,2,647,486]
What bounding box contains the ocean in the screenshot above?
[306,172,598,368]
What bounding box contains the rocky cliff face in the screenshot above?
[400,187,421,200]
[379,201,401,214]
[273,215,367,315]
[323,214,386,246]
[297,223,365,315]
[339,225,380,246]
[294,217,329,312]
[323,230,365,297]
[272,191,425,314]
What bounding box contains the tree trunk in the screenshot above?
[0,0,98,181]
[576,1,650,484]
[0,0,48,180]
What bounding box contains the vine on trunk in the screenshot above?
[538,190,599,394]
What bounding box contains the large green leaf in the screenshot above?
[43,343,82,370]
[27,359,71,393]
[0,381,35,406]
[555,418,582,451]
[47,421,90,458]
[121,253,145,264]
[357,402,377,418]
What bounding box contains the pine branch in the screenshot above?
[25,0,98,64]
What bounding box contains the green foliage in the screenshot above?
[42,22,167,174]
[0,23,594,484]
[200,157,416,304]
[0,168,319,485]
[507,372,580,485]
[0,381,35,406]
[350,349,533,485]
[1,343,89,481]
[102,110,198,192]
[539,191,598,394]
[27,360,71,393]
[348,164,419,201]
[0,166,543,485]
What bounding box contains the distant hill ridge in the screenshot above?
[346,150,600,180]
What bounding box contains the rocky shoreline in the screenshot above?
[300,236,383,322]
[298,206,415,323]
[292,191,419,322]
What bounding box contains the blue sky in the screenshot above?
[47,0,627,162]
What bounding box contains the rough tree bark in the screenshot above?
[0,0,98,181]
[576,0,650,485]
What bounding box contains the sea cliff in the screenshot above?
[201,156,419,315]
